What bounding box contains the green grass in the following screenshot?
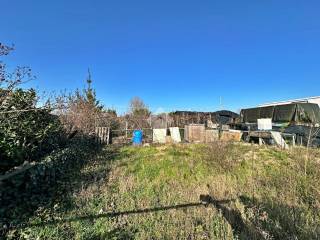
[8,143,320,239]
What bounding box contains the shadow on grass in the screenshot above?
[239,195,320,240]
[15,193,299,239]
[200,195,266,239]
[204,194,319,239]
[18,194,255,237]
[22,202,205,228]
[1,141,121,237]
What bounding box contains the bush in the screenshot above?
[0,137,99,237]
[0,88,64,173]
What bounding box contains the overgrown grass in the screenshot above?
[7,142,320,239]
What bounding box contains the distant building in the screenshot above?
[259,96,320,107]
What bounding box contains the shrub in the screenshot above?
[0,88,64,173]
[0,137,99,237]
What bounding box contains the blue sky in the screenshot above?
[1,0,320,113]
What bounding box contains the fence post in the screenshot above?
[292,134,296,147]
[125,121,128,139]
[165,113,168,129]
[107,127,110,145]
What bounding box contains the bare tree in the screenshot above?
[129,96,150,117]
[127,97,151,129]
[0,43,35,104]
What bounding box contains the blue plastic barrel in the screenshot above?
[132,130,143,145]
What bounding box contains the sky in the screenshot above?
[1,0,320,113]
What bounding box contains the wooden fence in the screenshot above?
[95,127,110,144]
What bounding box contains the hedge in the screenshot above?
[0,138,100,235]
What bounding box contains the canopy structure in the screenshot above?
[169,110,239,128]
[240,103,320,124]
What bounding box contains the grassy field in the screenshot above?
[8,142,320,239]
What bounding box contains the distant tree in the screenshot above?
[126,97,151,129]
[95,108,120,131]
[106,109,117,116]
[84,69,102,109]
[129,96,150,117]
[56,69,103,135]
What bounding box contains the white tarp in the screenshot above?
[258,118,272,130]
[169,127,181,143]
[153,129,167,143]
[271,131,289,149]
